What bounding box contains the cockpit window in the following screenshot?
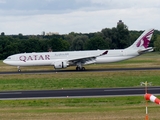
[7,57,11,59]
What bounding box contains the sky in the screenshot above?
[0,0,160,35]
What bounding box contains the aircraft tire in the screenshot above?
[76,67,86,71]
[76,67,80,71]
[81,67,85,71]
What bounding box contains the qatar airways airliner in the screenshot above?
[3,29,154,71]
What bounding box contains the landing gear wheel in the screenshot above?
[81,67,85,71]
[76,66,86,71]
[76,67,81,71]
[17,66,21,72]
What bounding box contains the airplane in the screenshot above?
[3,29,154,72]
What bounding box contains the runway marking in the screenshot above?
[1,67,160,75]
[104,88,160,91]
[0,92,22,95]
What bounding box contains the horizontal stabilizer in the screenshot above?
[138,47,153,54]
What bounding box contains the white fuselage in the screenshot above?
[3,49,139,67]
[3,28,154,70]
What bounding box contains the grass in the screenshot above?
[0,97,160,120]
[0,52,160,91]
[0,70,160,90]
[0,52,160,119]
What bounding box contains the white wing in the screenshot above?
[68,50,108,65]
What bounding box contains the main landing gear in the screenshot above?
[76,66,86,71]
[76,62,86,71]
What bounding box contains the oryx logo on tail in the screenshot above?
[136,29,154,48]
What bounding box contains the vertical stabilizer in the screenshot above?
[127,29,154,50]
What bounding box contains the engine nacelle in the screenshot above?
[53,61,68,69]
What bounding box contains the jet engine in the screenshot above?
[53,61,68,69]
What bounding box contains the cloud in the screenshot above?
[1,6,159,35]
[0,0,6,3]
[1,0,159,15]
[0,0,160,35]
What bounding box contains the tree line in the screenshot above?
[0,23,160,60]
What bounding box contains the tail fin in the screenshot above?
[127,29,154,50]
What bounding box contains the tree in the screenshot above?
[110,27,118,49]
[86,35,109,50]
[116,23,130,49]
[1,32,5,36]
[49,37,69,51]
[64,32,76,50]
[154,38,160,51]
[70,35,89,50]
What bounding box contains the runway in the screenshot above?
[0,67,160,74]
[0,67,160,100]
[0,87,160,100]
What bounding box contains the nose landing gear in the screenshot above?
[17,66,21,72]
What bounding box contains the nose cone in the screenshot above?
[3,56,15,66]
[3,59,8,64]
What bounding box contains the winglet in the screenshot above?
[100,50,108,56]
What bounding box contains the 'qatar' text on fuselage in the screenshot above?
[19,55,50,62]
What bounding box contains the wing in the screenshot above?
[68,50,108,65]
